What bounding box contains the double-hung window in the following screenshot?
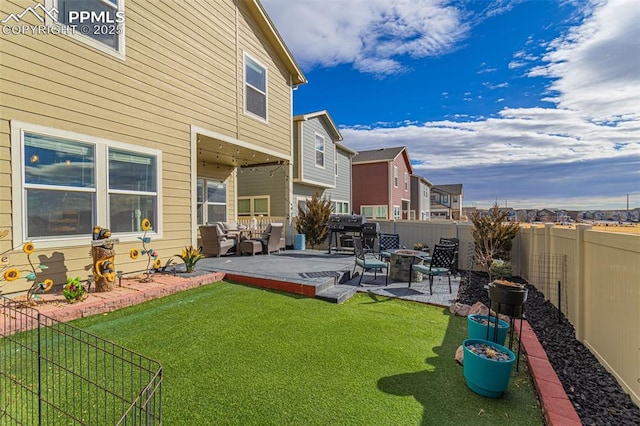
[244,53,268,121]
[12,122,161,247]
[55,0,125,57]
[197,179,227,224]
[404,172,408,191]
[393,165,398,187]
[315,134,325,167]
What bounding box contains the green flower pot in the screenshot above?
[463,338,516,398]
[468,314,510,346]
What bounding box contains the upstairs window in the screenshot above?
[56,0,125,56]
[315,134,325,167]
[244,53,267,120]
[404,172,408,191]
[393,165,398,187]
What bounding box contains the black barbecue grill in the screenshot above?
[327,214,377,254]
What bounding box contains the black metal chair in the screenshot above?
[352,237,388,286]
[378,233,401,261]
[410,243,455,294]
[439,237,460,277]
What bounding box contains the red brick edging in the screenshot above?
[517,320,581,425]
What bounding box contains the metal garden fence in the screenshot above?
[0,296,162,425]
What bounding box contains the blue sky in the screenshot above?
[262,0,640,210]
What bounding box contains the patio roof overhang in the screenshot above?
[194,127,291,169]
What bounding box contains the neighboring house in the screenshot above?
[352,147,413,220]
[430,184,464,220]
[410,175,432,220]
[0,0,305,294]
[237,110,356,240]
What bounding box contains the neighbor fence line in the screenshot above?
[0,296,163,425]
[372,220,639,406]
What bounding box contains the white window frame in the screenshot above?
[393,205,401,220]
[11,121,162,249]
[49,0,126,60]
[238,195,270,217]
[315,133,325,168]
[442,195,449,204]
[332,200,349,214]
[197,178,227,225]
[243,52,268,122]
[404,172,408,191]
[393,165,398,188]
[361,205,387,220]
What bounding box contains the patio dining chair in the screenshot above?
[353,237,388,286]
[409,243,455,294]
[378,233,402,261]
[439,237,460,277]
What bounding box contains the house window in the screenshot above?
[393,206,401,220]
[404,172,408,191]
[393,165,398,187]
[14,124,161,245]
[453,195,458,202]
[109,149,158,233]
[197,179,226,225]
[332,201,349,214]
[244,53,267,120]
[442,195,449,204]
[238,196,270,216]
[315,134,325,167]
[361,205,387,220]
[56,0,125,56]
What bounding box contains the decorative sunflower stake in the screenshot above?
[0,232,53,303]
[130,218,161,282]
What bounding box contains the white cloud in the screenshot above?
[262,0,469,75]
[529,0,640,123]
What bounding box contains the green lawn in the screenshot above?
[71,281,543,425]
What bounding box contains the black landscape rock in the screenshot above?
[457,271,640,426]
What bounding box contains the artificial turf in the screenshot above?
[71,281,543,425]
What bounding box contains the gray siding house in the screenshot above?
[237,110,355,243]
[410,175,432,220]
[293,111,356,214]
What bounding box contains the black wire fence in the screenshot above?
[0,296,162,425]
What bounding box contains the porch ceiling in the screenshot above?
[197,134,289,169]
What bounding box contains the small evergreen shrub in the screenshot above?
[296,191,333,249]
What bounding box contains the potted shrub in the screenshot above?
[468,314,510,346]
[463,338,516,398]
[63,277,87,303]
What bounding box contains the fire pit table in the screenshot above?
[388,249,431,282]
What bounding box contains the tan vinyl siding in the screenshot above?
[0,0,296,294]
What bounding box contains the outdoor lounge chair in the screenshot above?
[409,243,455,294]
[353,237,388,286]
[249,223,283,254]
[200,224,235,257]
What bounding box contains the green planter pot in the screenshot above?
[463,338,516,398]
[467,314,510,346]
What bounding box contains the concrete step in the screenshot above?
[315,285,358,304]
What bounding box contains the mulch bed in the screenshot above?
[457,271,640,425]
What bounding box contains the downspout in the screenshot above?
[388,160,393,221]
[287,76,295,246]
